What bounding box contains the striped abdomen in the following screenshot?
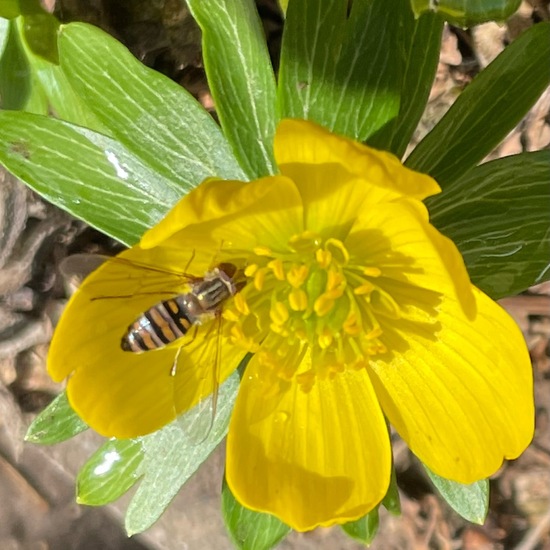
[120,265,239,354]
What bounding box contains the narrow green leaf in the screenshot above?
[58,22,245,187]
[187,0,278,178]
[429,151,550,299]
[25,392,88,444]
[0,111,182,245]
[279,0,406,141]
[406,22,550,186]
[125,373,240,536]
[410,0,521,27]
[0,19,31,109]
[77,439,143,506]
[221,477,290,550]
[382,465,401,515]
[367,12,444,157]
[425,467,489,524]
[341,508,380,545]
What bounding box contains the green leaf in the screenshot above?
[0,0,20,19]
[0,111,182,245]
[406,22,550,186]
[14,17,105,129]
[279,0,406,141]
[410,0,521,27]
[0,19,31,109]
[25,392,88,444]
[221,477,290,550]
[20,10,58,63]
[187,0,278,178]
[424,467,489,524]
[341,508,380,545]
[382,465,401,515]
[77,439,143,506]
[58,22,245,188]
[125,372,240,536]
[429,151,550,299]
[367,12,444,157]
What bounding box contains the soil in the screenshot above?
[0,1,549,549]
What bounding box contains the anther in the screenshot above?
[267,259,286,281]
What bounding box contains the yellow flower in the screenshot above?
[48,119,534,531]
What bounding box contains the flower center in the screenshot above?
[226,231,399,390]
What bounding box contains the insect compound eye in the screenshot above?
[217,262,237,278]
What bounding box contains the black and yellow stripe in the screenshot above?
[121,296,195,353]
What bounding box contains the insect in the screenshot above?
[59,253,246,440]
[120,262,242,355]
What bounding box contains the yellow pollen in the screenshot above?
[270,301,289,325]
[287,264,309,288]
[363,266,382,277]
[316,249,332,268]
[354,281,374,295]
[325,239,349,265]
[267,259,285,281]
[254,267,267,290]
[289,288,308,311]
[233,293,250,315]
[244,264,258,277]
[314,294,335,317]
[254,246,273,256]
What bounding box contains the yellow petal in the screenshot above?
[226,351,391,531]
[48,245,243,437]
[141,176,303,254]
[275,119,440,201]
[369,287,533,483]
[346,199,475,318]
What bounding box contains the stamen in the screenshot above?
[287,264,309,288]
[354,281,374,295]
[325,239,349,266]
[270,301,289,325]
[267,259,286,281]
[244,264,258,277]
[254,267,267,290]
[369,289,401,319]
[318,329,333,349]
[314,294,335,316]
[316,249,332,268]
[254,246,273,256]
[234,293,250,315]
[363,266,382,277]
[289,288,308,311]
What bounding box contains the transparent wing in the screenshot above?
[172,314,223,444]
[59,253,109,294]
[59,252,200,299]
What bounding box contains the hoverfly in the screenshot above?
[59,253,246,441]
